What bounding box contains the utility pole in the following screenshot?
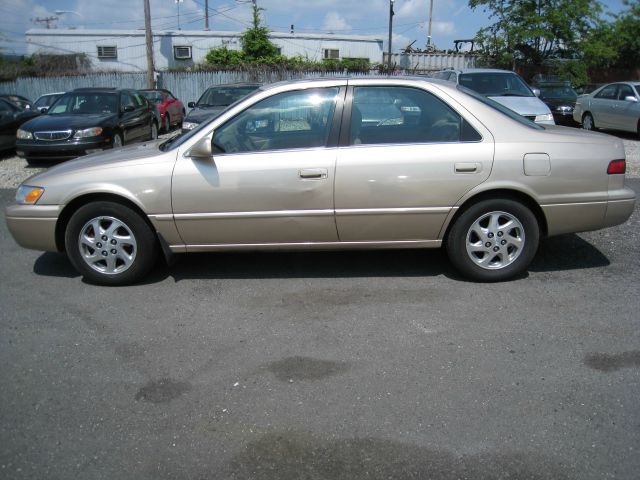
[427,0,434,49]
[143,0,155,89]
[387,0,395,70]
[204,0,209,30]
[32,16,59,29]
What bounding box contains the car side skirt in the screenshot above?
[175,240,442,253]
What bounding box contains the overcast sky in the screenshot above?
[0,0,627,57]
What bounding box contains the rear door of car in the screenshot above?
[0,99,18,150]
[334,81,494,243]
[591,84,618,128]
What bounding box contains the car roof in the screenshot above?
[72,87,122,92]
[205,83,262,89]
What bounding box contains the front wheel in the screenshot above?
[149,121,158,140]
[65,201,158,285]
[446,199,539,282]
[112,132,123,149]
[582,113,596,131]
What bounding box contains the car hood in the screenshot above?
[184,106,226,124]
[489,96,551,116]
[29,139,167,182]
[21,113,117,131]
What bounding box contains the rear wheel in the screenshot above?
[65,201,158,285]
[163,113,171,132]
[446,199,539,282]
[582,113,596,131]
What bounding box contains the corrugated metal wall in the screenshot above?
[384,53,478,72]
[0,71,378,105]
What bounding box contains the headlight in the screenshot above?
[16,185,44,205]
[182,121,199,130]
[534,113,554,123]
[73,127,103,139]
[16,129,33,140]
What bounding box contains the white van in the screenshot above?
[430,68,555,125]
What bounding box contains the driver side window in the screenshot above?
[212,87,339,154]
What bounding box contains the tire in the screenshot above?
[149,122,158,140]
[446,199,539,282]
[65,201,158,286]
[163,113,171,133]
[112,132,123,149]
[582,113,596,131]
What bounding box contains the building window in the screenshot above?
[324,48,339,59]
[97,46,117,59]
[174,46,192,60]
[275,47,282,55]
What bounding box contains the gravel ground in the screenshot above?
[1,134,639,189]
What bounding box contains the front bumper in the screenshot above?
[5,204,61,251]
[16,137,112,161]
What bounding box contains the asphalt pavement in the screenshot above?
[0,182,639,480]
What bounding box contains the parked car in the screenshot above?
[0,98,39,151]
[33,92,65,112]
[0,94,32,110]
[533,82,579,126]
[573,82,640,136]
[182,83,261,132]
[140,89,185,132]
[16,87,158,164]
[430,68,555,124]
[5,77,635,285]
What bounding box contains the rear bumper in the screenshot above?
[5,204,61,251]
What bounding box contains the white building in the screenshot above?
[25,29,384,72]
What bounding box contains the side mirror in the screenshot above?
[531,87,541,97]
[185,134,212,159]
[624,96,638,103]
[187,101,196,108]
[122,105,135,113]
[40,107,49,114]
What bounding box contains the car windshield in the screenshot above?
[457,85,543,130]
[459,72,534,97]
[538,85,577,100]
[48,92,118,115]
[141,91,164,104]
[34,94,62,109]
[197,86,259,107]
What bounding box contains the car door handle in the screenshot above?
[298,168,327,179]
[455,162,480,173]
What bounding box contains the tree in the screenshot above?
[240,0,280,61]
[469,0,612,69]
[609,0,640,69]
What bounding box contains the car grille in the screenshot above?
[34,130,73,141]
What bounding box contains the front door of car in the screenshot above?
[171,86,344,246]
[611,84,639,131]
[119,92,141,142]
[335,84,494,242]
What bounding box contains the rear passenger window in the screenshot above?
[349,86,480,146]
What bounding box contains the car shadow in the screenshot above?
[31,233,610,284]
[530,233,610,272]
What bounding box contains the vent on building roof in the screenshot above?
[174,46,192,60]
[97,46,117,59]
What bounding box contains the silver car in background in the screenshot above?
[430,68,555,124]
[574,81,640,136]
[5,77,635,285]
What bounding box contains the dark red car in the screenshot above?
[140,89,185,132]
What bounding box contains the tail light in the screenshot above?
[607,159,626,174]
